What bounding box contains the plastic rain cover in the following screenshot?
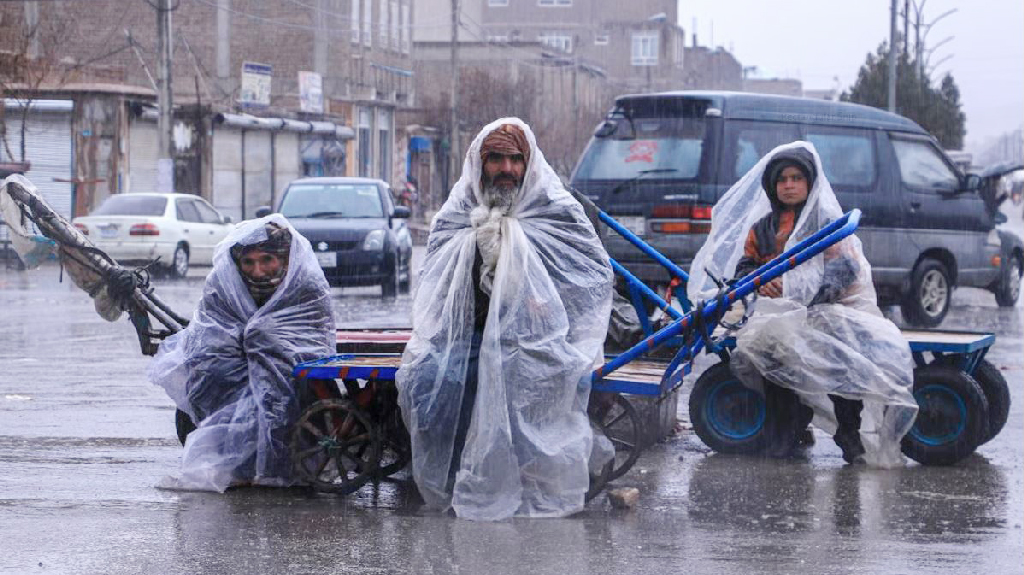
[688,141,917,467]
[148,214,335,491]
[396,118,614,520]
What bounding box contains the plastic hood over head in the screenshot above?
[688,141,917,467]
[147,214,335,491]
[396,117,614,520]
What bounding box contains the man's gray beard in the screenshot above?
[482,181,519,211]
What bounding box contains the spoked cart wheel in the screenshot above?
[901,364,990,466]
[291,399,382,494]
[586,392,642,499]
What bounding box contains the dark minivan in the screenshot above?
[571,91,1022,326]
[257,177,412,297]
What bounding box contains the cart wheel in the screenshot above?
[901,365,989,466]
[689,362,769,455]
[175,409,196,446]
[940,358,1011,446]
[588,392,641,484]
[291,399,381,494]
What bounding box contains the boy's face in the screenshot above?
[776,166,809,207]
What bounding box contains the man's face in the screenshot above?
[776,166,809,207]
[239,249,284,281]
[482,152,526,193]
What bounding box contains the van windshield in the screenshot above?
[574,117,708,181]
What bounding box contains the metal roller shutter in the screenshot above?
[3,106,74,217]
[128,121,160,193]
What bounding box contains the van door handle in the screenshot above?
[909,201,921,211]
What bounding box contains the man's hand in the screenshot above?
[758,278,783,298]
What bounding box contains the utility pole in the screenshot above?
[449,0,460,192]
[156,0,175,193]
[887,0,898,113]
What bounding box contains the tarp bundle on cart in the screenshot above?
[396,117,614,520]
[148,215,335,491]
[688,141,918,467]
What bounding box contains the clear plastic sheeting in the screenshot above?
[148,214,335,491]
[396,118,613,520]
[688,141,917,467]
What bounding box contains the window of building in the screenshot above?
[351,0,360,44]
[594,33,609,45]
[674,37,684,68]
[538,0,572,6]
[539,32,572,53]
[362,0,372,47]
[631,31,658,66]
[488,0,509,6]
[377,109,392,183]
[401,2,410,53]
[358,108,373,177]
[390,1,399,50]
[379,0,388,47]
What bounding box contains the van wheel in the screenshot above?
[901,365,988,466]
[901,258,951,327]
[993,255,1021,307]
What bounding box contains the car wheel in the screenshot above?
[993,255,1021,307]
[901,364,989,466]
[170,243,189,278]
[398,252,411,295]
[901,258,951,327]
[381,255,399,298]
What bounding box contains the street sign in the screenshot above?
[298,71,324,114]
[240,62,272,108]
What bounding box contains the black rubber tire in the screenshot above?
[381,255,399,298]
[968,359,1011,445]
[901,258,952,327]
[398,252,411,295]
[689,362,769,455]
[170,243,189,278]
[901,364,989,466]
[993,255,1021,307]
[290,399,381,494]
[175,409,196,446]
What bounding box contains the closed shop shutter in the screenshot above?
[128,121,159,193]
[4,107,74,217]
[211,128,243,222]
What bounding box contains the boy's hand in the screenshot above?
[758,278,783,298]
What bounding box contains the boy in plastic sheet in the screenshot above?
[148,215,335,491]
[395,118,614,520]
[688,142,918,467]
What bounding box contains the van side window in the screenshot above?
[892,139,959,190]
[806,130,876,188]
[727,122,800,179]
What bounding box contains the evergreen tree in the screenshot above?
[841,40,966,149]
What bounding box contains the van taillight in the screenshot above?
[130,223,160,236]
[73,223,89,235]
[650,203,713,234]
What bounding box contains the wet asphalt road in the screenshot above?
[1,243,1022,574]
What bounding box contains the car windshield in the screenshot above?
[91,195,167,216]
[279,184,384,218]
[574,116,708,181]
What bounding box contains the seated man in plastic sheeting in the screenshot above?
[688,141,918,467]
[148,215,335,491]
[396,118,614,520]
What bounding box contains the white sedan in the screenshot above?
[72,193,233,277]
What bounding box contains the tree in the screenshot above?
[842,40,966,149]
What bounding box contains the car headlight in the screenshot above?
[362,229,385,251]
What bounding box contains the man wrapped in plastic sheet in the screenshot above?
[148,215,335,491]
[688,141,918,467]
[395,118,614,520]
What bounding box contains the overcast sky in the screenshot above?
[675,0,1023,152]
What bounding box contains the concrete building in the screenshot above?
[0,0,414,220]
